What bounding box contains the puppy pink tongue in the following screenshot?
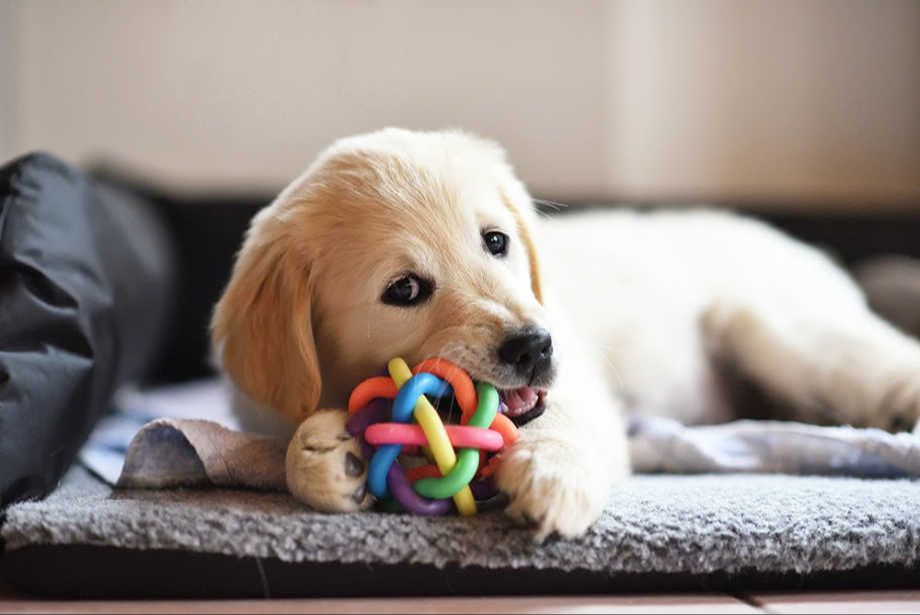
[503,387,539,417]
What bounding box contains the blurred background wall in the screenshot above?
[0,0,918,209]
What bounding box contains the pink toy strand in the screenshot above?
[365,423,504,451]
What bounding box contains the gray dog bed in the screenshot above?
[6,377,920,597]
[5,464,920,597]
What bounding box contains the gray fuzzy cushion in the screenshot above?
[5,465,920,576]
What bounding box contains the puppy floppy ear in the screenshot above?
[211,219,321,424]
[500,188,544,305]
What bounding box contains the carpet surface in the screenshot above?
[5,465,920,577]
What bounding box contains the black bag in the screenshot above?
[0,153,175,508]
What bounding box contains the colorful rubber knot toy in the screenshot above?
[345,357,519,516]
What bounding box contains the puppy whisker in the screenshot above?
[597,343,626,387]
[533,198,569,212]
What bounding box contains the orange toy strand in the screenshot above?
[348,377,398,414]
[412,358,478,422]
[480,416,519,478]
[479,457,500,478]
[489,414,518,446]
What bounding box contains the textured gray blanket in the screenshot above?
[5,465,920,576]
[7,379,920,580]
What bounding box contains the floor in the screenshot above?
[3,580,920,614]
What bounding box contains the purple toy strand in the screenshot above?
[387,463,452,515]
[346,399,390,437]
[470,475,498,500]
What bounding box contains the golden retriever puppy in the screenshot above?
[213,128,920,539]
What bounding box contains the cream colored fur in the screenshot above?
[213,128,920,540]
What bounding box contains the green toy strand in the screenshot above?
[413,383,499,499]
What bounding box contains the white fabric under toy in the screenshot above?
[79,379,920,491]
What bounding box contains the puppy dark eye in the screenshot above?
[483,230,508,257]
[382,274,433,307]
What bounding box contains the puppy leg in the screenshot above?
[496,366,630,541]
[704,300,920,432]
[286,409,373,512]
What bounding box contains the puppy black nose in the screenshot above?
[498,327,553,377]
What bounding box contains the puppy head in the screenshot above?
[213,128,553,424]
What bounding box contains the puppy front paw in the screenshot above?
[875,372,920,433]
[285,409,373,512]
[495,435,622,541]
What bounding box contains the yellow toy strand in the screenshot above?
[387,358,477,516]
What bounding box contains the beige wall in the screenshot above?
[605,0,920,207]
[1,0,607,197]
[2,0,919,208]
